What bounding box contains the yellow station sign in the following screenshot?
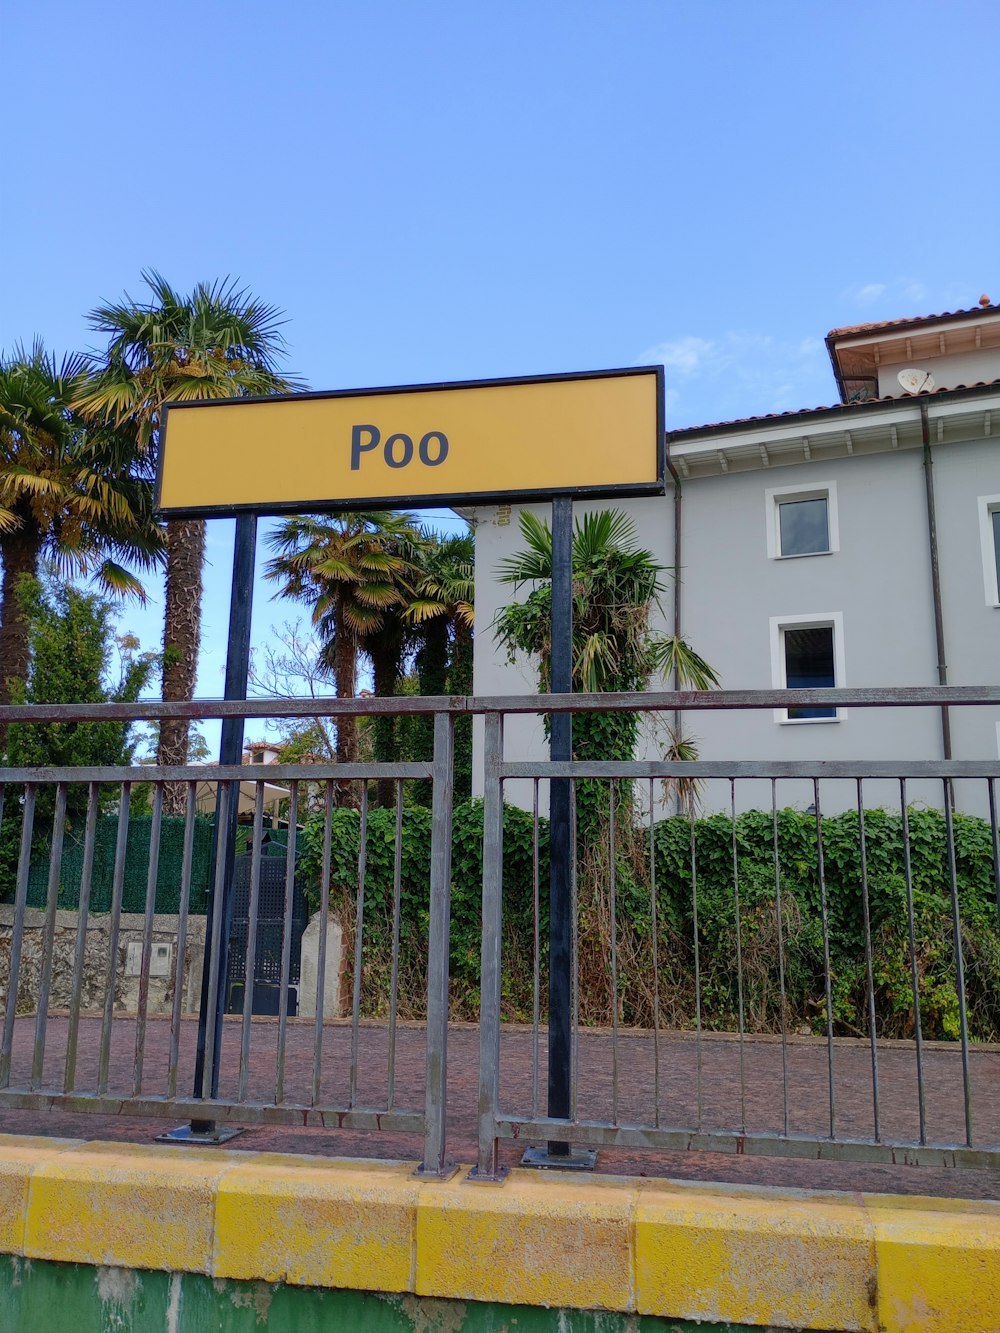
[156,367,664,515]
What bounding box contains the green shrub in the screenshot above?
[289,800,1000,1038]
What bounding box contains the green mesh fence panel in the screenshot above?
[25,815,215,914]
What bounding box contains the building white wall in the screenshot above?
[877,347,1000,397]
[469,420,1000,816]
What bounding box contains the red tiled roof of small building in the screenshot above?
[827,303,998,341]
[666,377,1000,440]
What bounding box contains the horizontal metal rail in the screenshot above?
[0,684,997,725]
[493,1116,1000,1170]
[0,762,431,784]
[0,1089,423,1133]
[502,760,1000,780]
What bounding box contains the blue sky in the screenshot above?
[3,0,998,741]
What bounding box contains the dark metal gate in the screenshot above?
[225,836,310,1016]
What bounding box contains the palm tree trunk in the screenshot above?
[371,645,401,808]
[413,619,449,807]
[0,524,43,745]
[158,518,205,813]
[332,589,359,767]
[451,621,473,802]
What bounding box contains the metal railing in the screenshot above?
[0,687,998,1182]
[0,696,456,1174]
[476,686,1000,1178]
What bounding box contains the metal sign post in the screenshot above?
[162,511,257,1143]
[519,497,597,1169]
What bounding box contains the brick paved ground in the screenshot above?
[1,1013,997,1200]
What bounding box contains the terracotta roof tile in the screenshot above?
[827,304,998,340]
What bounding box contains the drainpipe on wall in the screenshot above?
[920,401,952,761]
[665,447,684,814]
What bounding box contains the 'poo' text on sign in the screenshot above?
[155,367,664,516]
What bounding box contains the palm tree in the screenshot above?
[0,341,160,723]
[405,528,475,802]
[494,508,718,772]
[77,272,303,794]
[495,509,719,1010]
[265,512,423,777]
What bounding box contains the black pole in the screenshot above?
[547,495,573,1155]
[189,511,257,1134]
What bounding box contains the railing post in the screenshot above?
[547,495,573,1154]
[475,711,505,1179]
[420,710,454,1176]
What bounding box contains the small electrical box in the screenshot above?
[125,941,173,977]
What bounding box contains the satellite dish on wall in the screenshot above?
[897,367,935,395]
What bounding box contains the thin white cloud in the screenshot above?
[637,328,833,428]
[855,283,887,306]
[638,335,715,376]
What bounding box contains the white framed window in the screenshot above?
[978,494,1000,607]
[765,481,839,559]
[769,612,846,724]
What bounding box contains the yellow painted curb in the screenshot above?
[25,1140,250,1273]
[0,1134,996,1332]
[636,1182,877,1332]
[215,1154,420,1292]
[865,1193,1000,1333]
[416,1170,636,1311]
[0,1136,82,1255]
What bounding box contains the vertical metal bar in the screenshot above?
[530,778,541,1119]
[689,791,703,1132]
[989,778,1000,939]
[477,712,504,1179]
[98,783,131,1095]
[199,782,231,1101]
[311,782,331,1106]
[238,784,266,1102]
[730,780,746,1132]
[649,780,661,1128]
[771,781,789,1137]
[422,711,454,1175]
[1,784,35,1088]
[943,779,973,1147]
[274,783,298,1105]
[899,780,926,1145]
[608,781,620,1125]
[131,781,163,1095]
[167,783,197,1100]
[31,784,68,1090]
[65,783,100,1093]
[386,780,403,1112]
[814,780,836,1139]
[856,781,881,1142]
[191,511,257,1122]
[348,783,368,1109]
[569,778,580,1126]
[547,494,574,1154]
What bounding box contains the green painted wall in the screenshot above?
[0,1256,811,1332]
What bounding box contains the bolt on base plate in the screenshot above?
[157,1123,245,1145]
[520,1146,597,1171]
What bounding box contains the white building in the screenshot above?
[467,301,1000,813]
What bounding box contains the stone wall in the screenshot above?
[0,906,206,1017]
[0,906,349,1021]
